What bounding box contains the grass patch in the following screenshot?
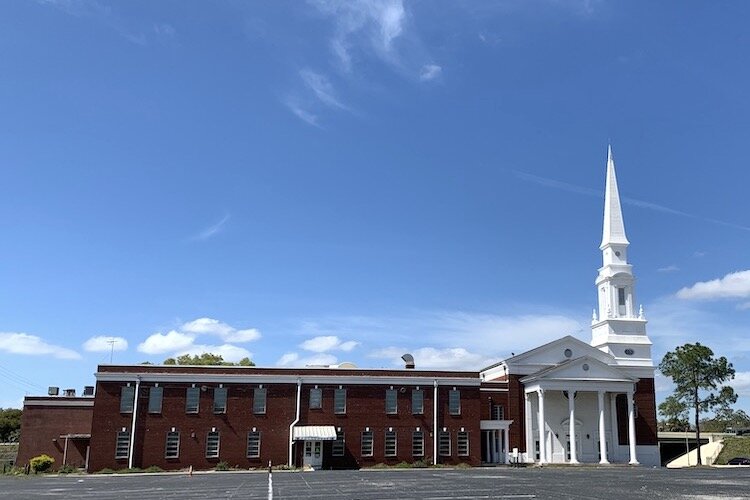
[97,468,116,474]
[715,436,750,465]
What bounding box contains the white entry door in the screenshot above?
[303,440,323,469]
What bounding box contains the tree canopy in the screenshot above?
[162,353,254,366]
[659,342,736,465]
[658,395,690,432]
[0,408,22,442]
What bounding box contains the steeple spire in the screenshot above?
[600,145,629,249]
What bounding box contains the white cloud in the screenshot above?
[300,69,347,109]
[0,332,81,360]
[676,270,750,301]
[657,265,680,273]
[419,64,442,81]
[310,0,407,71]
[276,352,338,367]
[284,96,321,127]
[137,330,196,355]
[82,336,128,352]
[738,302,750,311]
[733,371,750,398]
[180,317,261,343]
[276,352,300,366]
[153,23,175,37]
[192,213,230,241]
[370,346,492,370]
[300,335,360,353]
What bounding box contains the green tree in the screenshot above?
[658,395,690,432]
[160,353,255,366]
[659,343,736,465]
[0,408,22,442]
[701,408,750,433]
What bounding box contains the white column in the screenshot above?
[627,390,639,465]
[537,389,546,464]
[568,390,578,464]
[485,431,491,463]
[524,393,532,462]
[609,393,619,462]
[495,431,501,463]
[62,437,69,467]
[598,391,609,464]
[503,428,510,464]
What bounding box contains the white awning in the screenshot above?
[293,425,337,441]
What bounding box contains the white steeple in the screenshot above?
[591,146,654,376]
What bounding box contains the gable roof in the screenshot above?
[520,356,637,384]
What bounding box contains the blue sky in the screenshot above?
[1,1,749,412]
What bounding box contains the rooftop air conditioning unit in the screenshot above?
[48,386,59,396]
[64,388,76,397]
[83,386,95,396]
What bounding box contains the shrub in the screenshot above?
[58,464,77,474]
[394,461,411,468]
[215,461,230,471]
[454,462,471,469]
[29,454,55,473]
[144,465,164,473]
[412,459,430,468]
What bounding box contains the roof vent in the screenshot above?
[63,388,76,397]
[83,386,95,396]
[401,353,415,369]
[48,386,59,396]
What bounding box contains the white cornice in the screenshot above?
[24,399,94,408]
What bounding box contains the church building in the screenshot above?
[16,148,659,471]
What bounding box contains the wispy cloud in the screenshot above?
[192,213,230,241]
[300,69,348,110]
[676,270,750,301]
[512,169,750,232]
[284,96,321,127]
[657,265,680,273]
[370,346,493,370]
[419,64,442,81]
[0,332,81,360]
[300,335,359,352]
[83,335,128,352]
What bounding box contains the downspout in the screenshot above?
[128,376,141,469]
[433,379,438,466]
[288,378,302,467]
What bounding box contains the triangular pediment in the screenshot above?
[520,356,636,384]
[502,335,615,372]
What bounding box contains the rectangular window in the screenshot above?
[186,387,200,414]
[309,388,322,409]
[449,389,461,415]
[206,431,220,458]
[361,430,373,457]
[253,388,267,414]
[457,431,469,456]
[618,287,626,306]
[492,404,504,420]
[148,386,163,414]
[115,430,130,460]
[439,431,451,456]
[412,389,424,414]
[385,430,397,457]
[412,431,424,457]
[165,431,180,459]
[385,389,397,414]
[334,388,346,414]
[214,387,228,414]
[246,431,261,458]
[120,385,135,413]
[332,429,345,457]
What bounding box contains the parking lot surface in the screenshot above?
[1,466,748,500]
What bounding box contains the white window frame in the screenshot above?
[206,431,220,458]
[165,431,180,459]
[361,430,373,457]
[309,387,322,409]
[120,385,135,414]
[334,388,347,414]
[253,387,267,414]
[115,430,130,460]
[439,431,451,456]
[412,389,424,415]
[246,431,261,458]
[412,431,424,457]
[384,430,397,457]
[457,431,469,456]
[148,386,163,414]
[449,389,461,416]
[185,386,200,414]
[385,389,398,414]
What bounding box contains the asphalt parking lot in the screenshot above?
[0,466,748,500]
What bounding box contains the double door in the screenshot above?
[303,440,322,468]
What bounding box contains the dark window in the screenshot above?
[120,386,135,413]
[253,388,267,414]
[148,386,163,414]
[385,430,397,457]
[332,429,345,457]
[618,287,626,306]
[361,430,373,457]
[439,431,451,456]
[309,388,322,409]
[412,389,424,414]
[246,431,261,458]
[165,431,180,459]
[492,404,504,420]
[334,388,346,414]
[449,389,461,415]
[115,430,130,459]
[214,387,227,414]
[206,431,220,458]
[186,387,200,414]
[412,431,424,457]
[457,431,469,456]
[385,389,397,414]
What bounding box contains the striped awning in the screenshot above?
[292,425,337,441]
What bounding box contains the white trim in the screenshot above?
[95,372,480,386]
[480,419,513,430]
[479,388,509,392]
[24,399,94,407]
[127,377,140,469]
[288,379,301,467]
